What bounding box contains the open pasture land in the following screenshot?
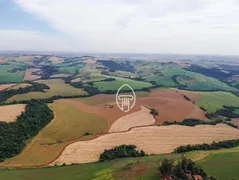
[163,65,237,91]
[56,62,85,75]
[0,63,25,83]
[0,104,26,122]
[84,76,153,92]
[8,79,87,102]
[194,91,239,113]
[24,68,41,81]
[198,150,239,180]
[0,100,107,167]
[1,147,239,180]
[109,106,156,133]
[52,124,239,165]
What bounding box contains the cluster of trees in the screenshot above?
[173,139,239,153]
[0,82,49,103]
[206,106,239,119]
[99,145,146,161]
[39,65,58,79]
[0,100,54,162]
[163,118,237,128]
[150,108,158,117]
[159,157,215,180]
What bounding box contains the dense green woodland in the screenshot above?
[99,145,146,161]
[0,100,53,162]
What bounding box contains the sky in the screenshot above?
[0,0,239,55]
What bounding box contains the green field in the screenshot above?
[57,63,85,74]
[198,152,239,180]
[84,76,153,92]
[1,147,239,180]
[195,91,239,113]
[162,66,237,91]
[0,63,25,83]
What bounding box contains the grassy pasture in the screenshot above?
[57,63,85,74]
[1,147,239,179]
[195,91,239,113]
[198,151,239,180]
[1,100,107,167]
[0,63,25,83]
[84,76,153,92]
[8,79,87,102]
[163,66,237,91]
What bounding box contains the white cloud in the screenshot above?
[7,0,239,55]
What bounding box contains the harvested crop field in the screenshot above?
[109,106,155,133]
[0,84,16,91]
[8,83,32,90]
[0,104,25,122]
[24,68,41,81]
[8,79,87,102]
[0,101,107,167]
[52,124,239,165]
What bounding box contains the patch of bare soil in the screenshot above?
[52,124,239,165]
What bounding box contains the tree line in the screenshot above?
[173,139,239,153]
[0,100,54,162]
[99,145,146,161]
[163,118,237,128]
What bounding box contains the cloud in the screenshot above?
[6,0,239,55]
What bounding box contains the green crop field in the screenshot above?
[0,63,25,83]
[195,91,239,113]
[84,76,153,92]
[1,147,239,180]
